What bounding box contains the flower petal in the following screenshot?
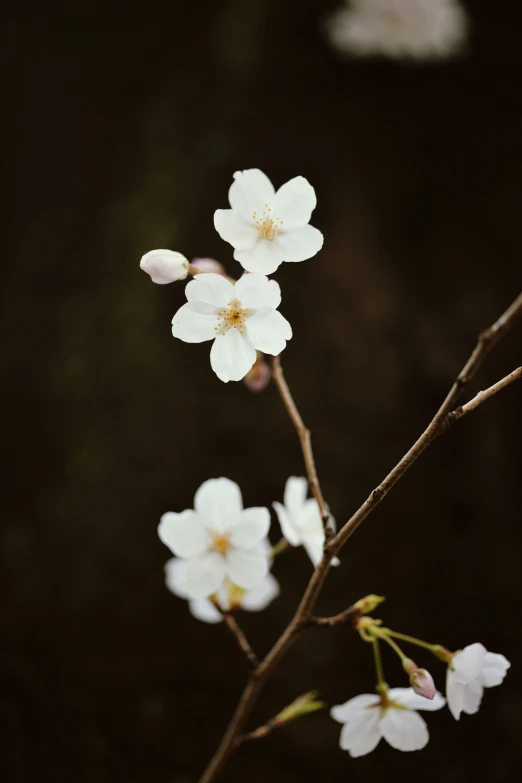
[241,573,280,611]
[158,510,210,558]
[185,273,236,307]
[210,328,257,382]
[303,532,325,568]
[171,301,218,343]
[229,507,270,548]
[461,679,484,715]
[389,688,446,712]
[339,709,382,756]
[188,598,223,624]
[213,209,257,251]
[380,708,429,752]
[235,273,281,309]
[481,653,511,688]
[164,557,189,599]
[273,224,324,262]
[234,240,283,275]
[273,175,317,229]
[226,545,269,589]
[446,670,465,720]
[247,310,292,355]
[229,169,275,221]
[284,476,308,515]
[330,694,380,723]
[194,478,243,534]
[272,501,302,546]
[175,552,227,599]
[451,643,487,684]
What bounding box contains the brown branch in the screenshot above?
[221,614,260,669]
[308,604,359,627]
[198,290,522,783]
[449,366,522,422]
[271,354,335,537]
[241,715,282,742]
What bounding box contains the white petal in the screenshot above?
[273,176,317,229]
[229,169,275,221]
[339,710,382,757]
[330,694,379,723]
[303,532,325,567]
[247,310,292,355]
[194,478,243,534]
[171,301,218,343]
[241,573,280,611]
[273,224,324,262]
[229,507,270,548]
[272,501,302,546]
[140,249,188,284]
[380,708,429,752]
[446,670,465,720]
[299,499,324,536]
[284,476,308,515]
[234,240,283,275]
[235,273,281,309]
[175,552,227,599]
[389,688,446,712]
[164,557,189,599]
[481,653,511,688]
[451,643,487,684]
[210,328,256,382]
[226,545,269,589]
[158,510,210,558]
[213,209,257,251]
[461,679,483,715]
[185,273,236,307]
[188,598,223,624]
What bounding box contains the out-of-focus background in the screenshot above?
[3,0,522,781]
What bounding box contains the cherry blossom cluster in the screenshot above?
[140,169,512,763]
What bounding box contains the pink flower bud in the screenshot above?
[243,358,271,392]
[410,668,437,700]
[140,249,189,284]
[189,257,226,276]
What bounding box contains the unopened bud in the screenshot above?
[189,257,226,276]
[243,358,271,392]
[140,249,189,284]
[277,691,325,724]
[353,594,386,615]
[405,661,436,700]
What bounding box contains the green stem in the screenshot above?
[372,638,386,690]
[271,538,290,557]
[376,630,408,662]
[383,629,438,653]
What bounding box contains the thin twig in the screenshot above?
[221,614,260,669]
[198,291,522,783]
[241,716,282,742]
[449,367,522,422]
[271,355,335,537]
[308,604,359,627]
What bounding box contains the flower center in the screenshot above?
[215,300,249,335]
[211,532,232,555]
[252,204,283,241]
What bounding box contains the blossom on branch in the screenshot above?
[330,688,445,756]
[171,272,292,383]
[326,0,469,61]
[446,643,511,720]
[140,249,189,284]
[158,478,271,599]
[214,169,323,275]
[273,476,338,567]
[165,558,280,623]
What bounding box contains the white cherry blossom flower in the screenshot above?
[326,0,469,61]
[273,476,338,567]
[140,249,189,283]
[214,169,323,275]
[158,478,271,600]
[171,272,292,383]
[331,687,445,757]
[165,557,280,623]
[446,642,511,720]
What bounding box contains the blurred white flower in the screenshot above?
[326,0,469,61]
[273,476,338,567]
[330,687,445,756]
[140,249,189,284]
[158,478,271,599]
[171,272,292,383]
[189,257,226,276]
[214,169,323,275]
[446,642,511,720]
[165,557,280,623]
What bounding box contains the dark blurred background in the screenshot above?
[2,0,522,781]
